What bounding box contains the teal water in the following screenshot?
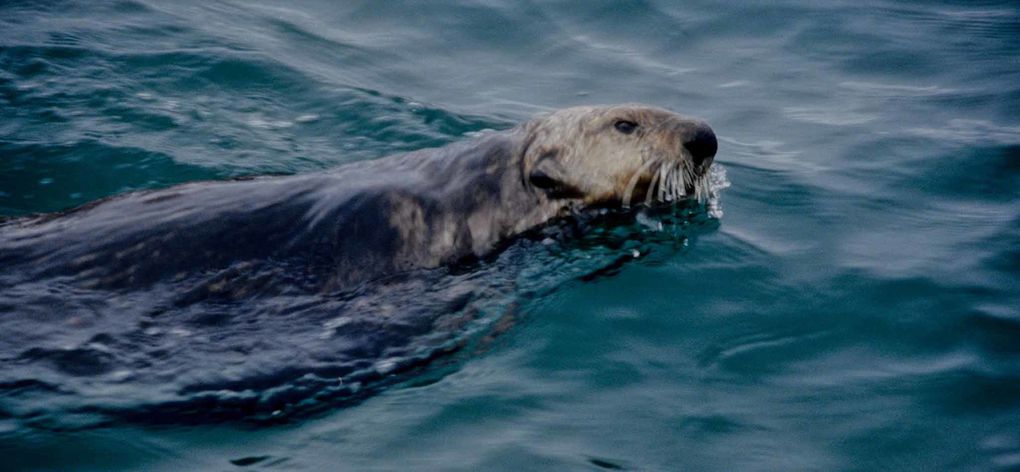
[2,0,1019,470]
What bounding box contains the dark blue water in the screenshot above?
[2,0,1019,470]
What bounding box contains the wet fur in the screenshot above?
[0,105,714,292]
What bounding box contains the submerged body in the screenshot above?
[0,104,717,423]
[0,105,717,293]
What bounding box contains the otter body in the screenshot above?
[0,105,717,293]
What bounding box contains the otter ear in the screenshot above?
[529,149,584,199]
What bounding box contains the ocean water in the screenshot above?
[1,0,1019,470]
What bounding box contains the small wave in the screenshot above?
[0,139,222,216]
[907,119,1020,146]
[838,81,957,98]
[783,106,876,126]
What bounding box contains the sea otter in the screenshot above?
[0,104,717,294]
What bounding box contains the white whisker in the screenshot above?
[621,158,659,209]
[676,162,686,199]
[624,156,717,208]
[644,163,663,206]
[659,164,668,202]
[670,162,682,201]
[688,164,707,202]
[689,169,700,202]
[661,165,670,202]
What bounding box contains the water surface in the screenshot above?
[1,0,1019,470]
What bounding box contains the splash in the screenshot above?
[705,164,731,219]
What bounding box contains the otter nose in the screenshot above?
[684,123,717,167]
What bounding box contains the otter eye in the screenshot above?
[614,119,638,135]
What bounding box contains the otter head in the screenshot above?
[522,104,717,208]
